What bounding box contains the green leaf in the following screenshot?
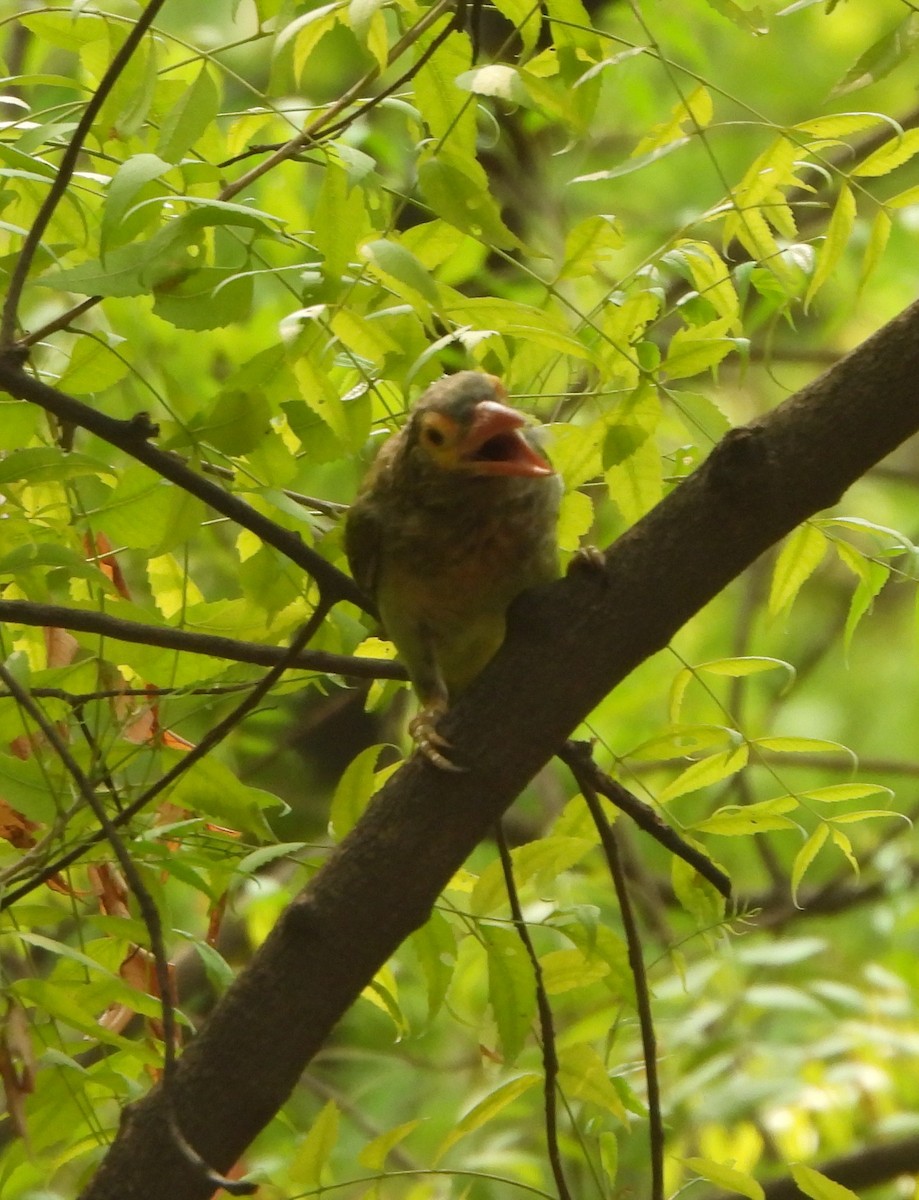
[801,783,892,804]
[435,1073,540,1161]
[0,447,114,486]
[328,745,384,839]
[358,1119,423,1170]
[100,154,171,253]
[858,208,891,291]
[693,795,799,836]
[805,183,855,307]
[410,909,456,1019]
[360,238,441,311]
[791,823,829,902]
[663,318,739,380]
[483,924,537,1065]
[559,214,624,279]
[157,65,220,162]
[418,156,520,249]
[632,85,713,157]
[540,947,611,994]
[790,1164,858,1200]
[769,523,827,616]
[835,16,919,97]
[557,1043,628,1121]
[685,1157,764,1200]
[289,1101,340,1187]
[456,64,532,106]
[698,656,794,679]
[794,113,884,139]
[658,745,749,804]
[167,755,279,838]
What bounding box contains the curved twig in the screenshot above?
[0,0,168,346]
[559,742,732,900]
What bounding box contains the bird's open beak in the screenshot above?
[459,400,554,477]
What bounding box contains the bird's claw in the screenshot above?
[409,707,466,772]
[567,544,606,575]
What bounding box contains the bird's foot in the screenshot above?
[568,544,606,575]
[409,704,466,772]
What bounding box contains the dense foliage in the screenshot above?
[2,0,919,1196]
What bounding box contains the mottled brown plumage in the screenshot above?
[346,371,561,767]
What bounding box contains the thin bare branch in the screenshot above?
[559,741,732,900]
[573,764,664,1200]
[495,823,572,1200]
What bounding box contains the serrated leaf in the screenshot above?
[559,214,623,279]
[694,796,799,836]
[858,208,891,291]
[835,16,919,98]
[632,85,713,158]
[794,113,883,139]
[791,823,829,902]
[658,745,749,804]
[157,65,219,163]
[410,909,456,1018]
[101,153,171,254]
[360,238,441,311]
[558,1043,628,1121]
[830,827,859,875]
[769,523,827,616]
[483,925,537,1065]
[663,318,738,380]
[805,183,855,307]
[540,948,610,994]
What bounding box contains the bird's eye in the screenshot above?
[425,427,446,447]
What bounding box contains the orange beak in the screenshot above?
[458,400,554,477]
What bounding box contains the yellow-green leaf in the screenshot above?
[858,208,891,290]
[769,523,827,616]
[852,127,919,177]
[658,745,749,804]
[805,183,855,307]
[802,783,892,804]
[790,1164,858,1200]
[791,822,829,903]
[435,1074,540,1161]
[289,1101,340,1187]
[358,1119,423,1170]
[685,1157,765,1200]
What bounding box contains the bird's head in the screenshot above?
[406,372,553,478]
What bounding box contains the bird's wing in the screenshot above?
[344,496,383,604]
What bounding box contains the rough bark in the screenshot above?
[8,296,915,1197]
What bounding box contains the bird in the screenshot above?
[345,371,562,769]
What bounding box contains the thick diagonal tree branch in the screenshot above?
[79,296,919,1199]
